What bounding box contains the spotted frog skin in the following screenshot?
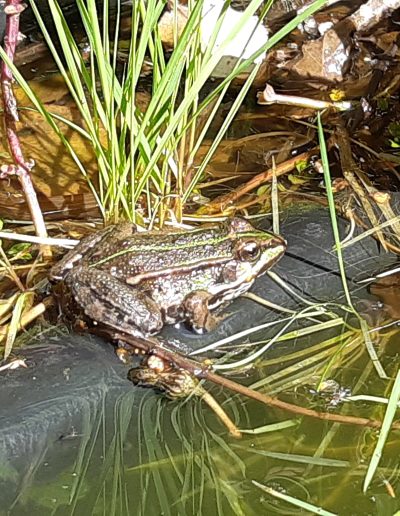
[50,218,286,339]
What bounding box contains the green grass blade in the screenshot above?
[363,368,400,492]
[253,480,337,516]
[317,113,354,309]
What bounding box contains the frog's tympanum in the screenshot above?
[50,218,286,339]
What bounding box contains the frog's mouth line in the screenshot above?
[208,281,255,310]
[207,244,286,308]
[256,244,287,273]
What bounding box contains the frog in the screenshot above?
[50,217,286,339]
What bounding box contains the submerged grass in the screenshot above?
[253,480,337,516]
[363,369,400,492]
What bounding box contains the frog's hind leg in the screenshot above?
[65,266,163,337]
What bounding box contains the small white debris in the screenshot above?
[318,21,334,35]
[0,358,28,372]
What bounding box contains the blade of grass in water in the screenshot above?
[237,448,349,468]
[317,114,387,379]
[253,480,337,516]
[317,113,354,309]
[196,308,345,368]
[363,368,400,492]
[140,397,173,516]
[239,419,298,434]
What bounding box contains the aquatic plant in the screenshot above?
[1,0,328,224]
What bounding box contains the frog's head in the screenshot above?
[230,217,286,278]
[209,217,286,303]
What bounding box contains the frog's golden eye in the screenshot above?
[237,241,260,262]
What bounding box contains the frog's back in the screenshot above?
[88,224,235,277]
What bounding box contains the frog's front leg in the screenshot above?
[65,265,163,337]
[183,290,223,334]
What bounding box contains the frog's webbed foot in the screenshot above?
[65,265,163,337]
[183,290,223,333]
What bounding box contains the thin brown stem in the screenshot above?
[196,386,242,438]
[112,331,400,432]
[200,148,318,215]
[0,0,49,254]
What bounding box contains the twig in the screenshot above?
[112,331,400,432]
[257,83,351,111]
[199,148,318,215]
[0,230,79,248]
[0,0,49,255]
[200,388,242,438]
[0,358,27,372]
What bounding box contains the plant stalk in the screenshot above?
[0,0,48,252]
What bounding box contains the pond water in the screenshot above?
[2,93,400,514]
[2,324,400,516]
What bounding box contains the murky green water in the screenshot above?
[5,325,400,516]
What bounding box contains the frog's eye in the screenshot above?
[237,241,260,262]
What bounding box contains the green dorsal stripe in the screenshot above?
[91,231,271,267]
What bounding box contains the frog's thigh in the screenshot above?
[183,290,219,333]
[66,266,163,336]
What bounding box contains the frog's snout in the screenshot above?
[263,234,287,260]
[269,234,287,251]
[256,233,286,275]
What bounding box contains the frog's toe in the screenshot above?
[192,325,205,335]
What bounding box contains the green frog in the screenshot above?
[50,218,286,339]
